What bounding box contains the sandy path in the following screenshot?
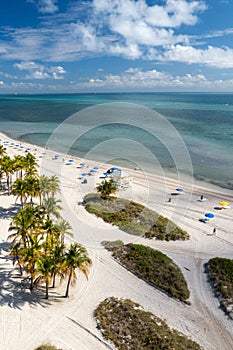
[0,132,232,350]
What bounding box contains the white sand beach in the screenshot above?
[0,131,233,350]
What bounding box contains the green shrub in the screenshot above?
[84,194,189,241]
[207,257,233,317]
[95,297,202,350]
[105,243,190,302]
[34,344,62,350]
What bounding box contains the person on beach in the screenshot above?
[213,227,216,235]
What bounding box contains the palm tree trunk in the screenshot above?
[65,270,72,297]
[17,259,23,276]
[7,175,10,196]
[30,276,33,291]
[52,273,56,288]
[45,280,49,299]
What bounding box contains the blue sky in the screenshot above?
[0,0,233,93]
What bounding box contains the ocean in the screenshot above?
[0,92,233,189]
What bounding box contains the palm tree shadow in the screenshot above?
[0,261,64,309]
[0,203,22,219]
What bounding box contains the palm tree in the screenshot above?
[20,234,43,291]
[39,175,50,204]
[39,175,60,202]
[12,178,28,207]
[49,241,65,288]
[8,242,23,275]
[23,152,38,177]
[96,179,117,200]
[54,220,73,243]
[0,155,14,195]
[34,254,53,299]
[48,175,60,198]
[42,197,63,220]
[42,218,59,252]
[24,176,40,205]
[8,205,45,247]
[63,243,92,298]
[13,155,25,179]
[0,144,7,157]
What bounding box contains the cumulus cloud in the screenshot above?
[14,61,66,79]
[73,67,233,92]
[1,0,207,63]
[0,0,233,75]
[158,45,233,68]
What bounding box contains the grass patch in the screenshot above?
[103,241,190,302]
[207,257,233,318]
[84,194,189,240]
[95,297,202,350]
[34,344,62,350]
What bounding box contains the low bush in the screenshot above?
[84,194,189,241]
[95,297,202,350]
[103,242,190,302]
[207,257,233,318]
[34,344,62,350]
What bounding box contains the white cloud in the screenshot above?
[27,0,58,14]
[0,81,4,85]
[14,61,66,79]
[159,45,233,68]
[0,0,233,74]
[1,0,207,63]
[78,68,233,91]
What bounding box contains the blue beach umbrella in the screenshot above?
[68,159,74,163]
[93,166,99,170]
[110,167,120,171]
[81,173,88,177]
[205,213,215,219]
[90,169,98,173]
[80,163,85,167]
[176,187,184,192]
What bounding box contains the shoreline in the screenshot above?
[3,127,233,192]
[1,130,233,198]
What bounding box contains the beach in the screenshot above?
[0,131,233,350]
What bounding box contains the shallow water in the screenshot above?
[1,93,233,189]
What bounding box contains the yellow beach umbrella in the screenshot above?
[219,201,229,207]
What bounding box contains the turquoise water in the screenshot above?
[0,93,233,189]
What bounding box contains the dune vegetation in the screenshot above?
[34,344,62,350]
[84,192,189,240]
[95,297,202,350]
[103,241,190,302]
[207,257,233,318]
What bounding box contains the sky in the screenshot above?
[0,0,233,93]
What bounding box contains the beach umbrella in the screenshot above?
[176,188,185,194]
[90,169,98,173]
[219,201,229,207]
[110,167,120,171]
[81,173,88,177]
[205,213,215,219]
[93,166,99,170]
[80,163,85,167]
[68,159,74,163]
